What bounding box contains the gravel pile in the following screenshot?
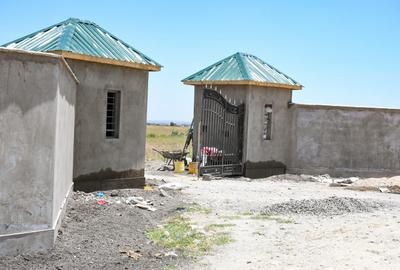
[262,196,387,216]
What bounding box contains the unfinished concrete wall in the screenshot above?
[0,49,77,255]
[244,86,293,177]
[66,59,149,191]
[52,62,77,232]
[192,85,249,160]
[289,104,400,177]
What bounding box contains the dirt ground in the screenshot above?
[0,182,186,270]
[2,161,400,270]
[146,161,400,270]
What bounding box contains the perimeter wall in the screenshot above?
[288,104,400,177]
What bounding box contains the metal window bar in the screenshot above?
[263,104,272,140]
[106,91,121,138]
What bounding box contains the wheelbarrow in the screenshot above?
[152,148,188,171]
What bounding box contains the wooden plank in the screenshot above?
[49,50,161,71]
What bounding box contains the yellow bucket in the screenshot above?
[174,161,185,173]
[188,162,199,175]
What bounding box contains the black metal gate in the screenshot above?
[199,89,245,176]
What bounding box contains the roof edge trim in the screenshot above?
[182,80,302,90]
[50,50,161,71]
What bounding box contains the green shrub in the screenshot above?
[170,130,180,136]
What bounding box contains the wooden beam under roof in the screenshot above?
[50,50,161,71]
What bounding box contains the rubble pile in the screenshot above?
[73,188,170,211]
[265,174,360,185]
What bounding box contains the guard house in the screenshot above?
[184,52,400,179]
[182,52,302,178]
[3,18,161,191]
[0,18,160,255]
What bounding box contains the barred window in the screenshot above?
[105,91,121,138]
[263,104,272,140]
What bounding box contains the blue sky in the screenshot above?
[1,0,399,122]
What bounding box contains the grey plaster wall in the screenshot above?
[52,62,77,228]
[66,60,149,191]
[245,86,292,164]
[0,49,77,255]
[289,104,400,177]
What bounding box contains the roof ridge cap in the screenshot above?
[1,18,71,47]
[67,17,97,25]
[235,52,251,80]
[247,53,298,84]
[90,23,161,67]
[182,53,237,81]
[58,20,77,51]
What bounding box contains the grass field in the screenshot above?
[145,125,191,161]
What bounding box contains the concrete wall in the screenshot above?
[0,49,77,255]
[66,60,149,191]
[52,61,77,231]
[289,104,400,177]
[244,86,292,177]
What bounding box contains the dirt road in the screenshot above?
[146,169,400,270]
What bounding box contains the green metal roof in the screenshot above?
[2,18,161,69]
[182,52,302,89]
